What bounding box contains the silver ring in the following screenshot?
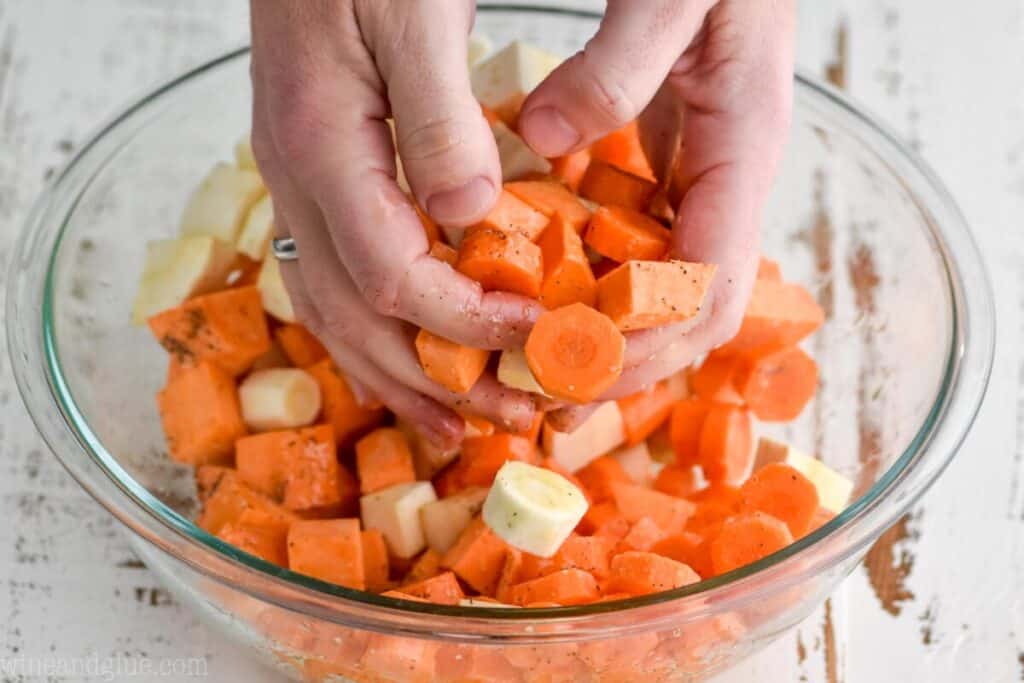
[271,237,298,261]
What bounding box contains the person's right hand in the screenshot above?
[249,1,541,448]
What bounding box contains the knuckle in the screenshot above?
[576,53,639,126]
[361,278,402,317]
[268,90,333,168]
[397,115,474,165]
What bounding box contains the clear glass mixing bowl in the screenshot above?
[6,4,994,681]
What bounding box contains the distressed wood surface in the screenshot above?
[0,1,1020,681]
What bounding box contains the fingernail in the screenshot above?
[519,106,581,157]
[425,176,496,225]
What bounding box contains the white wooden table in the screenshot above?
[1,1,1020,681]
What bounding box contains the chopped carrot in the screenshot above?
[584,206,670,262]
[805,507,836,536]
[398,571,465,605]
[286,518,365,589]
[457,434,537,487]
[652,465,701,499]
[157,361,246,465]
[414,203,442,245]
[250,340,291,371]
[579,159,658,212]
[698,404,753,483]
[548,533,614,580]
[456,227,543,298]
[550,148,592,192]
[414,329,490,394]
[429,240,459,267]
[306,359,385,448]
[355,428,416,494]
[536,214,598,309]
[236,424,344,512]
[651,532,714,579]
[597,260,717,332]
[216,508,290,566]
[669,399,711,467]
[505,180,593,234]
[617,517,666,553]
[607,551,699,595]
[709,512,793,575]
[576,456,631,503]
[524,303,625,403]
[197,469,297,535]
[404,548,442,585]
[757,257,782,281]
[441,517,509,595]
[590,256,620,280]
[733,347,819,421]
[148,285,271,376]
[617,381,676,446]
[507,568,600,606]
[589,121,656,181]
[685,499,736,540]
[494,548,525,603]
[739,463,821,537]
[472,189,550,241]
[195,465,232,504]
[359,634,436,682]
[274,324,328,368]
[576,500,622,535]
[715,280,825,357]
[592,515,631,543]
[689,354,744,405]
[461,413,495,438]
[361,529,391,592]
[609,482,695,534]
[690,483,744,509]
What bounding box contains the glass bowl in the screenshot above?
[6,4,994,681]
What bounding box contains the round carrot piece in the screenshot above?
[524,303,625,403]
[739,463,821,537]
[734,347,819,421]
[709,512,794,575]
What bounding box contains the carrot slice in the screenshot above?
[548,534,615,580]
[757,257,782,281]
[576,500,623,536]
[457,434,538,487]
[650,532,714,579]
[441,517,509,595]
[652,464,701,499]
[576,455,631,504]
[715,280,825,357]
[404,548,443,585]
[584,206,670,262]
[398,571,465,605]
[147,285,270,376]
[361,529,391,592]
[507,568,600,606]
[733,347,819,421]
[157,361,246,466]
[739,463,821,537]
[617,517,666,553]
[589,121,656,181]
[457,227,543,298]
[617,381,675,446]
[669,398,712,467]
[579,159,658,211]
[607,551,699,595]
[609,482,695,534]
[550,148,592,192]
[236,424,344,512]
[505,180,593,234]
[597,260,717,332]
[524,303,625,403]
[355,428,417,494]
[197,469,298,535]
[698,404,753,483]
[689,354,744,405]
[428,240,459,267]
[306,359,385,448]
[494,548,525,603]
[414,329,490,394]
[709,512,793,575]
[216,508,290,566]
[536,214,598,309]
[274,324,328,368]
[287,518,366,589]
[473,189,550,241]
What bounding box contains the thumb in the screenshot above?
[518,0,713,158]
[371,3,501,226]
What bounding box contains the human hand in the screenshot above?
[249,1,541,448]
[518,0,795,428]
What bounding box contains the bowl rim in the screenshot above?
[6,5,995,634]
